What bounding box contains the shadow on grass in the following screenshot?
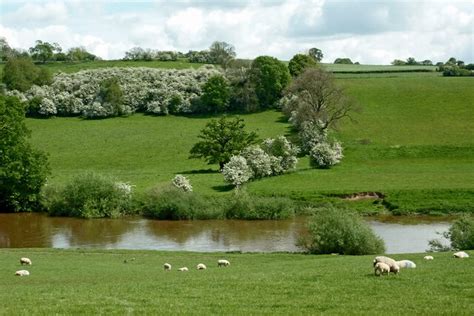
[179,168,218,175]
[212,184,235,192]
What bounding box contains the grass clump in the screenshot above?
[299,207,385,255]
[43,172,132,218]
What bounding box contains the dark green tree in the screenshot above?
[98,77,124,116]
[334,58,353,64]
[2,57,52,92]
[189,116,258,169]
[308,47,323,62]
[249,56,290,109]
[200,75,230,113]
[288,54,317,77]
[28,40,61,63]
[0,37,14,61]
[209,41,236,67]
[0,95,50,212]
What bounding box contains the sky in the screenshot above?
[0,0,473,64]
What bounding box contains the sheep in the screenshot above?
[217,259,230,267]
[423,255,434,260]
[374,262,390,276]
[178,267,189,272]
[20,257,32,265]
[453,251,469,258]
[396,260,416,269]
[196,263,207,270]
[15,270,30,276]
[164,263,172,271]
[373,256,400,274]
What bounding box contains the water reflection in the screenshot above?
[0,213,452,253]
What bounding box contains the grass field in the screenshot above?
[0,249,472,314]
[25,76,474,214]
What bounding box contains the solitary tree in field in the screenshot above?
[189,117,258,169]
[0,95,50,211]
[308,47,323,62]
[282,67,357,131]
[209,41,236,67]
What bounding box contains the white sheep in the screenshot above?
[396,260,416,269]
[374,262,390,276]
[164,263,172,271]
[20,257,32,265]
[178,267,188,272]
[373,256,400,274]
[196,263,207,270]
[423,255,434,260]
[453,251,469,258]
[217,259,230,267]
[15,270,30,276]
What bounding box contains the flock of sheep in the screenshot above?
[13,252,469,278]
[373,251,469,276]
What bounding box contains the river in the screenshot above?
[0,213,452,254]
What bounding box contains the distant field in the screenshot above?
[25,76,474,213]
[0,249,472,314]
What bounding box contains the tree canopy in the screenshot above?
[288,54,317,77]
[189,116,258,169]
[308,47,323,62]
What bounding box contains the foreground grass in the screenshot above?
[0,249,472,314]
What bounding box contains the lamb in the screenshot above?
[196,263,207,270]
[453,251,469,258]
[20,257,32,265]
[15,270,30,276]
[217,259,230,267]
[396,260,416,269]
[374,262,390,276]
[373,256,400,274]
[164,263,172,271]
[178,267,188,272]
[423,255,434,260]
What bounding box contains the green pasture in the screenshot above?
[0,249,472,314]
[25,76,474,213]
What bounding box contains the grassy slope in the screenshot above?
[0,249,472,314]
[26,76,474,213]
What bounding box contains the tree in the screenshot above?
[67,47,97,61]
[98,77,124,116]
[209,41,236,67]
[249,56,290,109]
[406,57,418,65]
[282,67,357,131]
[308,47,323,62]
[0,37,14,61]
[2,57,52,92]
[421,59,433,66]
[334,58,353,64]
[28,40,61,63]
[189,117,258,169]
[391,59,406,66]
[200,75,230,113]
[288,54,317,77]
[0,95,50,212]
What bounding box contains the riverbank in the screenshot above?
[1,248,472,314]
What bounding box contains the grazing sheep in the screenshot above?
[374,262,390,276]
[15,270,30,276]
[373,256,400,274]
[20,257,32,265]
[396,260,416,269]
[178,267,189,272]
[453,251,469,258]
[197,263,207,270]
[217,259,230,267]
[164,263,172,271]
[423,256,434,260]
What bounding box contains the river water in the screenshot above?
[0,213,451,254]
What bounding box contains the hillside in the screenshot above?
[25,74,474,214]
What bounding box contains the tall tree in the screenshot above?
[189,117,258,169]
[0,95,50,211]
[209,41,236,67]
[308,47,323,62]
[29,40,61,63]
[288,54,317,77]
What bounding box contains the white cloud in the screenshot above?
[0,0,472,63]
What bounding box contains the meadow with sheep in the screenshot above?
[1,249,472,314]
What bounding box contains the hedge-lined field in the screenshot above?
[0,249,472,314]
[25,76,474,214]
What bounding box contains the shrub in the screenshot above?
[288,54,317,77]
[199,75,230,113]
[222,156,253,187]
[299,121,328,154]
[429,215,474,251]
[141,186,219,220]
[309,142,343,168]
[261,136,299,173]
[44,172,132,218]
[2,57,52,92]
[171,175,193,192]
[240,145,273,179]
[299,207,386,255]
[224,191,295,220]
